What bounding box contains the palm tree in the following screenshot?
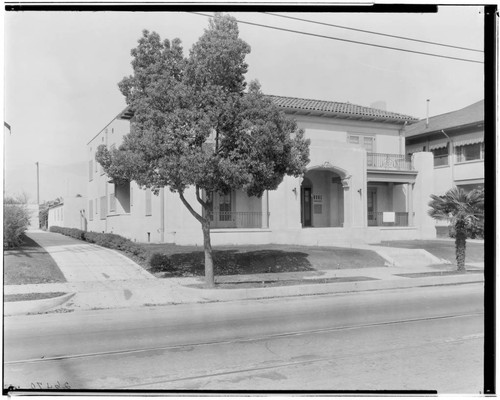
[428,187,484,272]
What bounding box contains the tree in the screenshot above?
[39,197,63,230]
[428,187,484,272]
[96,13,310,287]
[4,194,31,248]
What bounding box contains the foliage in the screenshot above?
[49,226,154,266]
[428,187,484,271]
[39,197,63,230]
[4,195,31,248]
[96,14,310,286]
[148,252,172,272]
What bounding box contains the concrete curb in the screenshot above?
[4,293,75,316]
[183,273,485,303]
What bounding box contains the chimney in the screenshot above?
[370,101,386,111]
[426,99,430,128]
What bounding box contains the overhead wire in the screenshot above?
[189,12,483,65]
[264,12,483,53]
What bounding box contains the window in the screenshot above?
[89,160,93,181]
[95,155,98,173]
[348,134,375,152]
[100,196,107,220]
[432,146,448,167]
[109,193,116,213]
[89,200,93,221]
[145,189,152,216]
[219,192,232,221]
[95,199,98,215]
[456,143,484,163]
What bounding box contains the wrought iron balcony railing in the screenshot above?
[206,211,270,229]
[367,153,414,171]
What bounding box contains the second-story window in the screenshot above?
[348,134,375,152]
[432,145,449,167]
[455,142,484,163]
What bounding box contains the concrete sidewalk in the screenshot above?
[4,231,485,316]
[26,231,154,281]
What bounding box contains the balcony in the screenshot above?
[367,153,414,171]
[207,211,270,229]
[368,212,409,227]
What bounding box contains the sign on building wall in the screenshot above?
[383,212,396,223]
[313,194,323,214]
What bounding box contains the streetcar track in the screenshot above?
[5,311,483,366]
[120,331,485,389]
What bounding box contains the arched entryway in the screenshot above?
[300,166,347,228]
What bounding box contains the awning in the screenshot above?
[429,142,448,150]
[452,132,484,147]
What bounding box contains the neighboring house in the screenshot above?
[87,95,436,246]
[405,100,484,194]
[47,195,87,231]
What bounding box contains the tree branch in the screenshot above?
[178,190,205,224]
[195,185,208,208]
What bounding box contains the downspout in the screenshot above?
[441,129,455,185]
[160,187,165,242]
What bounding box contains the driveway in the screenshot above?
[26,231,154,282]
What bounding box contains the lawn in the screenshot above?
[141,243,387,278]
[379,240,484,264]
[4,234,67,285]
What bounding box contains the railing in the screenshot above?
[367,153,413,171]
[206,211,270,229]
[368,212,409,227]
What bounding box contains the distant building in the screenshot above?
[405,100,484,194]
[47,195,87,231]
[87,95,436,245]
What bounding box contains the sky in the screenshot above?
[3,6,485,203]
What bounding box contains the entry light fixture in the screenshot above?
[358,188,362,195]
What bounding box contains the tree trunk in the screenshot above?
[201,218,215,287]
[455,222,467,272]
[177,190,216,287]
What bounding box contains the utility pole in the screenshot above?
[35,162,40,205]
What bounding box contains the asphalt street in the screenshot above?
[4,283,484,393]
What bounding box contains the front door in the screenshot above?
[367,187,378,226]
[302,188,312,227]
[205,192,235,228]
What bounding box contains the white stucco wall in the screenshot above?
[86,110,435,246]
[454,160,484,184]
[412,152,436,239]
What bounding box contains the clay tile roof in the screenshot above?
[405,100,484,137]
[267,95,418,123]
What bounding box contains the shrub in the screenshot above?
[50,226,150,262]
[4,203,31,247]
[149,252,172,271]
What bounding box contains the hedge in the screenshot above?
[4,203,31,248]
[48,227,164,267]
